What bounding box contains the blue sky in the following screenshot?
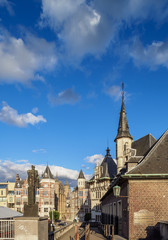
[0,0,168,186]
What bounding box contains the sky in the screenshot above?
[0,0,168,187]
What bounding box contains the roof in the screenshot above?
[132,134,156,156]
[42,165,54,179]
[115,95,132,141]
[0,206,23,219]
[126,156,142,163]
[100,147,117,178]
[78,169,85,179]
[127,130,168,175]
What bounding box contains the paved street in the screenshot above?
[58,226,127,240]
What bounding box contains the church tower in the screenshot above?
[115,83,133,173]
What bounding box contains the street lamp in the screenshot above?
[113,185,121,197]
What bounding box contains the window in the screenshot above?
[23,190,27,195]
[44,191,48,196]
[36,190,39,195]
[16,190,21,195]
[1,190,3,196]
[44,208,48,212]
[85,191,88,197]
[79,191,83,197]
[0,197,6,202]
[16,198,21,205]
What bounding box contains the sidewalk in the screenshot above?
[89,228,127,240]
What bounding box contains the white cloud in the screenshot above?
[105,85,121,101]
[0,159,91,186]
[48,88,81,105]
[0,30,57,84]
[0,0,14,15]
[32,107,39,114]
[32,149,47,153]
[0,102,46,127]
[85,154,104,164]
[130,39,168,69]
[40,0,168,61]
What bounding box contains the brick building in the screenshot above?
[14,165,71,219]
[101,90,168,240]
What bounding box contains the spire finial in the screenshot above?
[122,82,124,103]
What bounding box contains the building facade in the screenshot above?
[88,148,117,222]
[0,182,15,209]
[101,90,168,240]
[13,165,70,220]
[70,169,90,221]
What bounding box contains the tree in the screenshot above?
[49,210,59,221]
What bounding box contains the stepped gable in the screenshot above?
[127,130,168,174]
[100,147,117,178]
[132,133,156,157]
[42,165,54,179]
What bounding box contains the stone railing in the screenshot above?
[53,222,75,240]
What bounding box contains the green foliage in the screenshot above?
[84,212,91,222]
[49,210,59,221]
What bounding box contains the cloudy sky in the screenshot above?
[0,0,168,186]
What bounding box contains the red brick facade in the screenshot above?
[129,179,168,240]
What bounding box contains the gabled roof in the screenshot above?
[132,133,156,157]
[78,169,85,179]
[127,130,168,175]
[42,165,54,179]
[115,93,132,141]
[100,147,117,178]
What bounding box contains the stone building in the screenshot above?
[70,169,90,221]
[101,91,168,240]
[88,148,117,222]
[0,182,15,209]
[55,176,71,220]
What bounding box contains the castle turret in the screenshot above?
[115,83,133,173]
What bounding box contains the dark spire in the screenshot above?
[78,169,85,179]
[105,147,111,156]
[115,82,133,141]
[42,165,54,179]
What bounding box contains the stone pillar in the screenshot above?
[14,217,48,240]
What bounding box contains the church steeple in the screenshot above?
[115,83,132,141]
[115,83,133,173]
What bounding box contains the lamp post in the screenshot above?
[113,185,128,198]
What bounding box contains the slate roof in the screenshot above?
[0,206,23,219]
[78,169,85,179]
[42,165,54,179]
[115,95,132,141]
[132,134,156,157]
[100,147,117,178]
[127,130,168,174]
